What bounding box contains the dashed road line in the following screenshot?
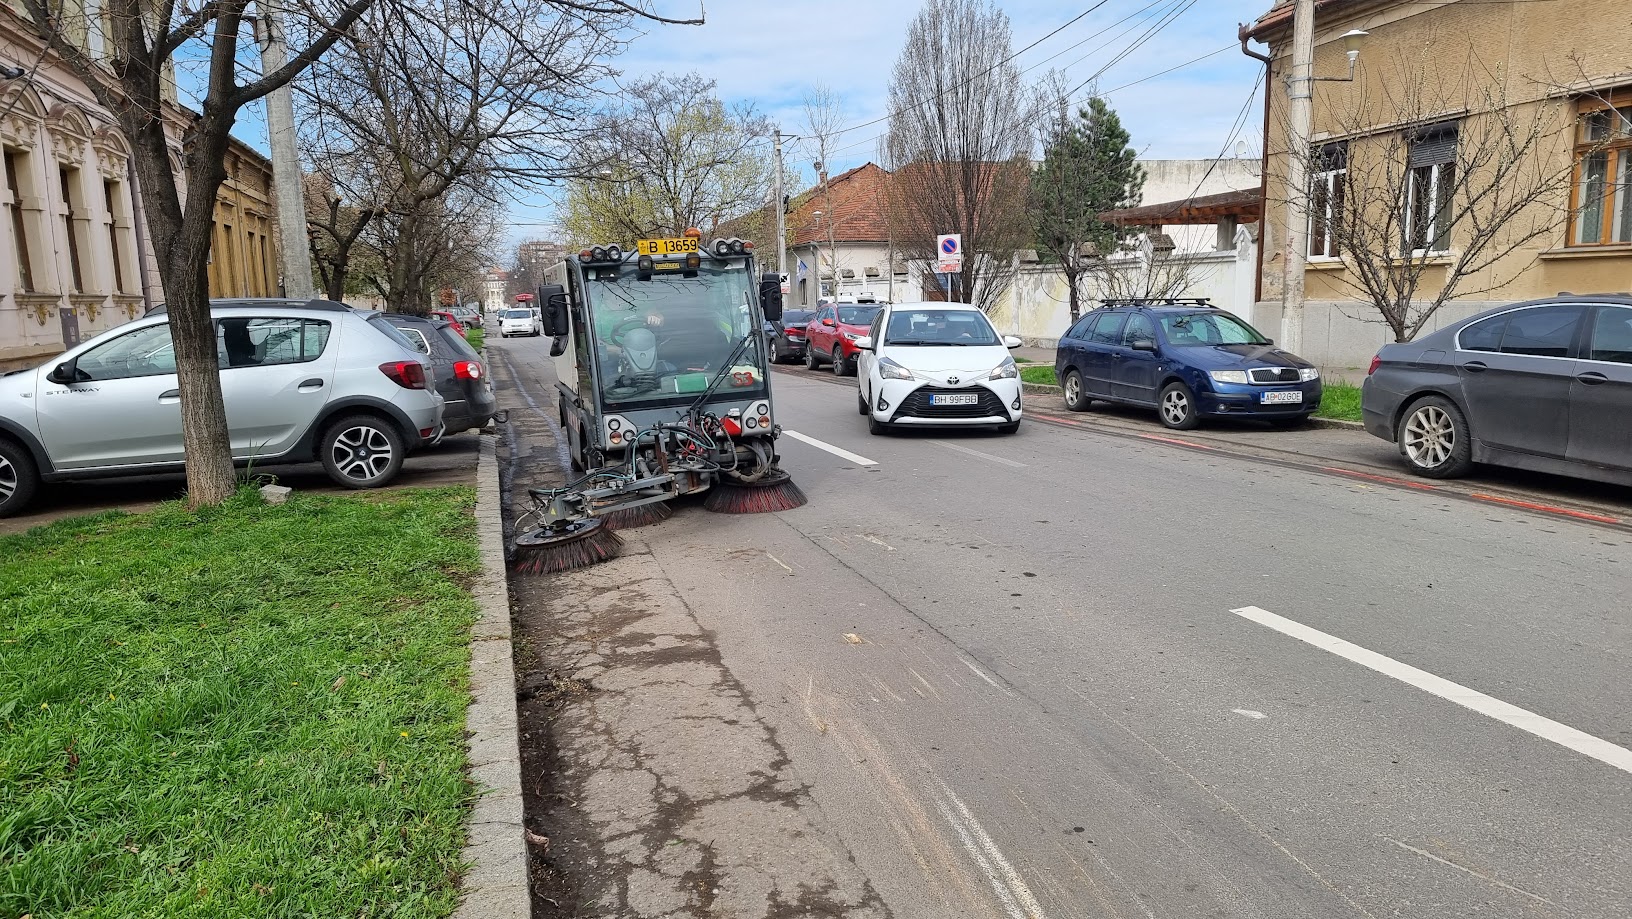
[1232,605,1632,776]
[782,429,878,466]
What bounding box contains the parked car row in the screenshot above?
[0,298,489,518]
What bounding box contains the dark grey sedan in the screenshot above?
[387,314,498,435]
[1361,295,1632,485]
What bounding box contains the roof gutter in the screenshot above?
[1240,21,1271,305]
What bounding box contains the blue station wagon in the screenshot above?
[1055,302,1323,429]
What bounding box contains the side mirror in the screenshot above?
[822,318,836,328]
[759,273,783,321]
[854,336,874,351]
[1003,336,1022,349]
[549,336,568,357]
[46,360,79,384]
[1130,338,1157,352]
[538,284,569,337]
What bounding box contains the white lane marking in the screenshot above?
[1233,709,1267,720]
[782,429,878,466]
[1379,836,1555,906]
[1232,605,1632,776]
[860,534,895,551]
[932,781,1050,919]
[929,439,1027,468]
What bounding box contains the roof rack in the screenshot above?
[1097,297,1215,308]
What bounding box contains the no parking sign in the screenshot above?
[936,234,963,273]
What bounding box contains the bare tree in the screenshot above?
[1077,232,1211,303]
[885,0,1034,313]
[560,73,773,244]
[296,0,626,313]
[1281,55,1585,342]
[304,172,381,302]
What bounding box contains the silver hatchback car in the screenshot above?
[0,299,443,516]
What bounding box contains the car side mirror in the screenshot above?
[759,273,783,321]
[854,336,873,351]
[1130,338,1157,352]
[539,284,569,337]
[822,318,836,327]
[1003,335,1022,349]
[549,336,568,357]
[46,360,80,384]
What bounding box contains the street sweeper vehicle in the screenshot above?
[511,230,807,574]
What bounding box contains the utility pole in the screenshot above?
[1279,0,1314,353]
[257,3,315,300]
[773,129,787,279]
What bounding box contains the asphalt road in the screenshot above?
[495,335,1631,919]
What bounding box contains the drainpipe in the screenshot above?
[1240,22,1272,306]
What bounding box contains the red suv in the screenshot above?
[803,303,883,376]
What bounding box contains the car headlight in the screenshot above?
[1299,368,1320,382]
[1209,370,1250,384]
[985,357,1018,381]
[841,331,860,342]
[877,357,914,381]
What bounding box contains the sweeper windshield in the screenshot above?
[585,261,767,407]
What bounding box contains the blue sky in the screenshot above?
[226,0,1274,252]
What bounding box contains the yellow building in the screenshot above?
[1246,0,1632,368]
[0,4,281,372]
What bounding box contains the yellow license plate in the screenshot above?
[637,237,699,255]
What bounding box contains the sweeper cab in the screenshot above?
[511,230,807,574]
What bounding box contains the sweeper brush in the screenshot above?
[704,469,809,515]
[598,501,674,531]
[511,518,624,575]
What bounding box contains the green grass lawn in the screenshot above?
[1,487,480,918]
[464,327,485,351]
[1316,380,1363,421]
[1019,365,1059,386]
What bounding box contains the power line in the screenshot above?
[1070,0,1201,96]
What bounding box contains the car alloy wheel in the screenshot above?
[1398,397,1472,478]
[320,415,405,489]
[1063,370,1092,412]
[1158,382,1199,430]
[805,347,819,370]
[0,438,39,516]
[332,425,395,481]
[832,347,846,376]
[769,340,780,363]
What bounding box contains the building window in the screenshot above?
[103,179,129,294]
[1404,123,1457,254]
[1570,92,1632,246]
[1308,141,1347,259]
[5,149,35,292]
[59,166,84,292]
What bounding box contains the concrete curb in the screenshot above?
[453,435,529,918]
[1308,416,1365,431]
[1021,381,1062,395]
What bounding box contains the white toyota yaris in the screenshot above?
[854,302,1024,435]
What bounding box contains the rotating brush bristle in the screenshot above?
[598,501,674,531]
[510,519,624,575]
[703,471,808,514]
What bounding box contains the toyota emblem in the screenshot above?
[946,376,960,385]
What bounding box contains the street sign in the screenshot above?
[936,234,963,274]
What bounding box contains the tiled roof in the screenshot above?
[788,163,893,247]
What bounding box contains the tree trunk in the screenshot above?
[122,104,238,507]
[1065,264,1081,324]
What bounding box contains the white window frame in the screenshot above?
[1308,165,1345,260]
[1404,161,1454,256]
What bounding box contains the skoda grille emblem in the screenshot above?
[946,375,960,385]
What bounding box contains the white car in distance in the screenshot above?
[853,302,1024,435]
[499,307,542,338]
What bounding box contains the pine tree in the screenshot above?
[1031,97,1144,323]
